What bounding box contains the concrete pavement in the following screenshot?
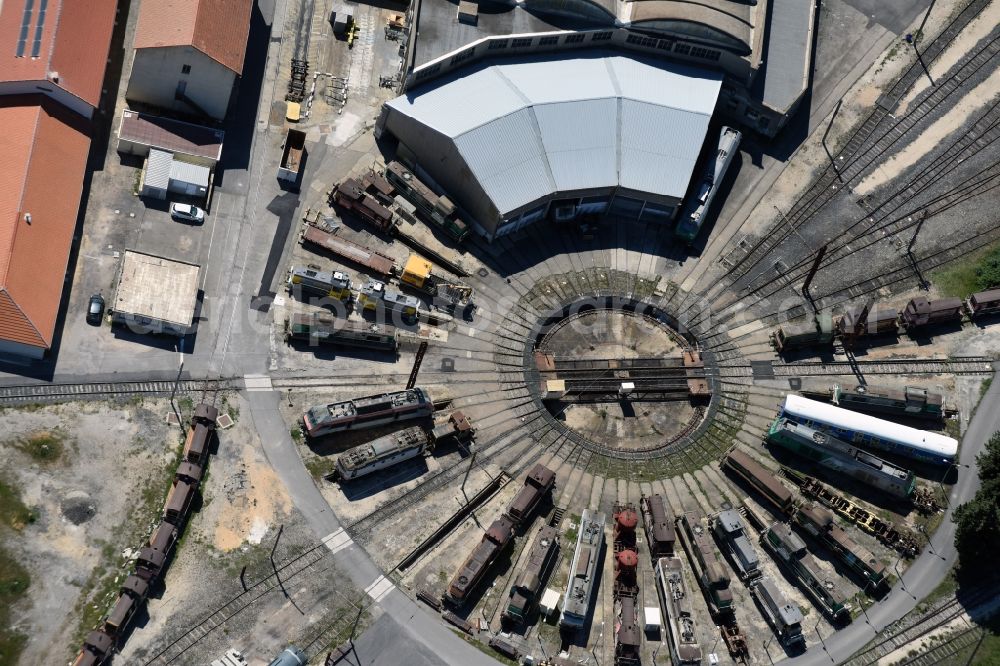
[780,364,1000,665]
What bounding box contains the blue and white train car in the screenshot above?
[780,394,957,465]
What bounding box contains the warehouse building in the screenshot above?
[112,251,201,336]
[126,0,253,121]
[379,51,720,239]
[0,0,117,359]
[117,110,225,167]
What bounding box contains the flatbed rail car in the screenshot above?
[675,126,741,244]
[300,221,397,277]
[330,177,397,231]
[751,576,806,648]
[284,313,398,352]
[640,494,676,558]
[677,511,734,616]
[446,516,515,604]
[832,383,943,421]
[560,509,605,631]
[781,394,957,465]
[615,595,641,665]
[503,525,560,624]
[655,556,702,665]
[385,160,470,241]
[287,266,353,301]
[712,509,761,582]
[303,388,433,438]
[767,417,916,499]
[327,426,430,481]
[761,522,849,621]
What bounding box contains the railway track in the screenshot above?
[717,0,995,283]
[843,582,1000,666]
[0,379,236,405]
[716,357,995,378]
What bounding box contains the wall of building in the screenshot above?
[0,339,45,359]
[126,46,236,121]
[0,80,93,118]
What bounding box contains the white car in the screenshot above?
[170,203,205,223]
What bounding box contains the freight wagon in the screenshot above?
[838,301,900,339]
[330,177,396,231]
[329,426,430,481]
[615,595,642,665]
[507,464,556,523]
[561,509,605,631]
[767,418,916,499]
[722,448,795,514]
[677,511,734,616]
[655,556,702,665]
[773,312,834,353]
[447,516,515,603]
[675,126,741,244]
[302,388,433,438]
[900,296,963,329]
[760,522,849,621]
[832,383,943,420]
[780,394,957,465]
[73,631,114,666]
[284,313,398,352]
[300,223,396,277]
[640,494,676,558]
[967,289,1000,316]
[503,525,560,623]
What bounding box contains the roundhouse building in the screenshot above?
[379,51,721,239]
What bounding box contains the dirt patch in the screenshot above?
[211,452,293,551]
[0,399,179,666]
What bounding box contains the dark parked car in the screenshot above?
[87,294,105,325]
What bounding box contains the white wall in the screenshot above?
[0,80,94,118]
[126,46,236,121]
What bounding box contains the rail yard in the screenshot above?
[3,0,1000,664]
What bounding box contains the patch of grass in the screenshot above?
[931,241,1000,297]
[458,632,517,666]
[177,396,195,417]
[915,567,957,613]
[291,427,304,444]
[0,546,30,665]
[980,378,993,400]
[0,476,34,530]
[304,456,337,479]
[971,614,1000,666]
[15,430,65,463]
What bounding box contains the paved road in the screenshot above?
[781,364,1000,665]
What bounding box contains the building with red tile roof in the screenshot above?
[0,96,91,358]
[0,0,118,117]
[127,0,253,120]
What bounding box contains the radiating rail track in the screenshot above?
[0,379,236,405]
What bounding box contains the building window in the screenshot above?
[565,33,585,44]
[488,39,509,50]
[674,43,690,55]
[181,64,191,74]
[592,31,613,41]
[657,39,674,51]
[450,49,474,66]
[538,35,559,46]
[175,80,187,100]
[511,37,532,48]
[626,34,656,48]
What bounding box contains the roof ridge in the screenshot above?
[45,0,65,67]
[0,287,47,348]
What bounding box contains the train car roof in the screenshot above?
[782,394,957,458]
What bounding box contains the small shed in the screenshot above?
[539,588,560,618]
[644,606,661,633]
[457,0,478,24]
[142,149,211,201]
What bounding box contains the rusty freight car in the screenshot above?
[446,516,515,604]
[506,464,556,524]
[640,494,676,558]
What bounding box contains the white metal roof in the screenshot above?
[170,159,211,187]
[781,394,957,459]
[386,52,721,216]
[145,148,172,190]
